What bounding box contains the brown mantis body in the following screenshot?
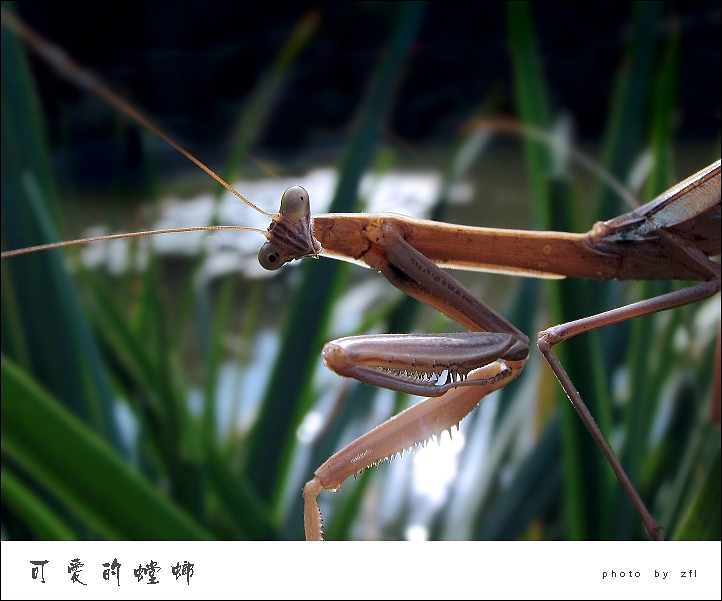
[262,160,718,539]
[2,8,720,542]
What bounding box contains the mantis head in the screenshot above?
[258,186,321,270]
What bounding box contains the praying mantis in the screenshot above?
[2,5,719,537]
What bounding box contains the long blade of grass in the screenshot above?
[2,356,211,540]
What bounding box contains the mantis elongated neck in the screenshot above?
[313,212,720,282]
[312,214,609,280]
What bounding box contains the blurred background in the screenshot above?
[2,1,720,541]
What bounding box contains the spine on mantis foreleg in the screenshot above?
[303,358,525,540]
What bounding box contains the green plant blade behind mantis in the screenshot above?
[1,356,211,540]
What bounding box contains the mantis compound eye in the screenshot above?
[279,186,310,220]
[257,242,285,270]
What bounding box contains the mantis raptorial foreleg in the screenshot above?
[302,221,529,540]
[303,359,524,540]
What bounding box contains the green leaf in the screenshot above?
[2,356,211,540]
[674,452,721,541]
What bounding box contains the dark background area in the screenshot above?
[11,1,721,183]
